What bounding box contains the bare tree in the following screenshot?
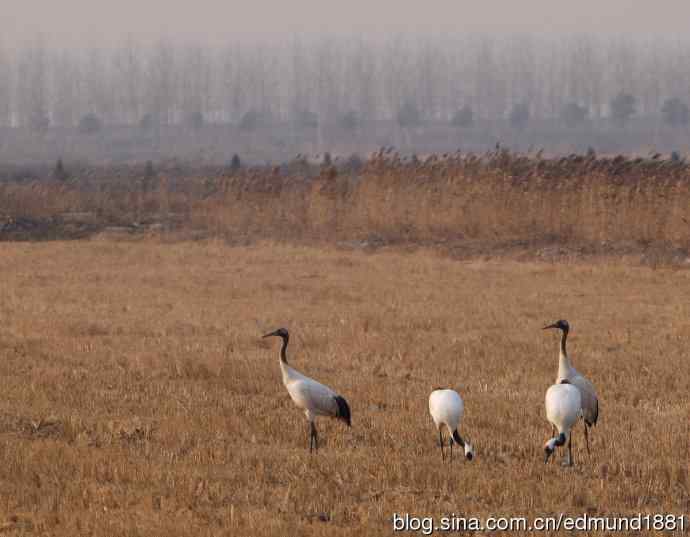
[472,36,506,121]
[52,50,79,127]
[145,39,176,125]
[243,44,277,121]
[541,39,568,119]
[113,36,143,124]
[314,36,342,150]
[16,37,49,129]
[220,43,244,123]
[288,36,310,122]
[506,35,536,117]
[0,41,12,126]
[607,38,637,115]
[83,47,114,123]
[180,44,211,127]
[415,37,441,120]
[350,37,377,121]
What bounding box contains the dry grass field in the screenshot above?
[0,238,687,535]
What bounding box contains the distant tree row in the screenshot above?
[391,94,689,130]
[21,94,690,135]
[1,35,689,131]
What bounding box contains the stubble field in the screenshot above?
[0,239,688,536]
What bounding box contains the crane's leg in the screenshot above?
[584,423,591,455]
[439,430,445,461]
[309,422,318,453]
[562,433,573,466]
[449,436,454,462]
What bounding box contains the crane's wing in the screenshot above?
[287,378,339,417]
[571,374,599,425]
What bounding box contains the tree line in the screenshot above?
[0,34,689,131]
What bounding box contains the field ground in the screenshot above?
[0,239,688,535]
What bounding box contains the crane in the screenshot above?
[262,328,351,452]
[544,380,582,465]
[428,388,474,462]
[543,320,599,455]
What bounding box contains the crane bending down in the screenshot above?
[543,320,599,455]
[262,328,351,452]
[428,388,474,462]
[544,379,582,465]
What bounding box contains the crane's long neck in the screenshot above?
[278,336,295,385]
[557,329,573,378]
[279,336,288,364]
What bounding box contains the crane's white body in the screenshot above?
[429,389,474,459]
[556,355,598,427]
[280,361,339,421]
[429,389,464,433]
[545,382,582,441]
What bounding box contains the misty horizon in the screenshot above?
[4,0,690,46]
[2,1,690,163]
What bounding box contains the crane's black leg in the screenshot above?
[309,422,318,453]
[439,430,445,461]
[449,436,454,462]
[584,423,591,455]
[562,433,573,466]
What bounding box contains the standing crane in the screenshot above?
[544,380,582,465]
[428,388,475,462]
[262,328,351,452]
[543,320,599,455]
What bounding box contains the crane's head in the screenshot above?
[543,319,569,332]
[262,328,289,341]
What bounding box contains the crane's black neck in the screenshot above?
[560,328,569,356]
[279,336,289,364]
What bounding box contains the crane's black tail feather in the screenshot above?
[334,396,351,427]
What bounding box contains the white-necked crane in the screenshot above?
[543,320,599,455]
[544,380,582,465]
[428,388,474,462]
[262,328,351,453]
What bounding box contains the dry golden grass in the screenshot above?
[0,239,688,536]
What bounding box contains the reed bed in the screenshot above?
[1,151,689,253]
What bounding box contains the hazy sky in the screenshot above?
[4,0,690,45]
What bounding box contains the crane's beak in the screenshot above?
[262,330,278,338]
[543,323,559,330]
